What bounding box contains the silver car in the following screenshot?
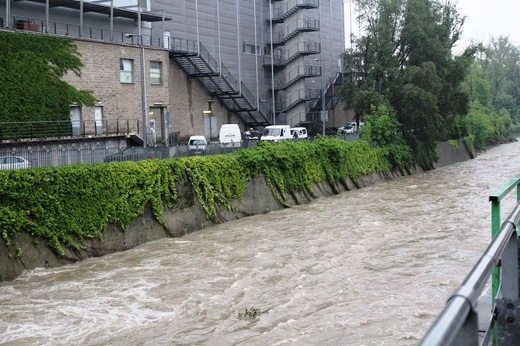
[0,156,31,170]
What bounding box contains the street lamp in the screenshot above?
[269,0,276,125]
[314,58,326,135]
[126,33,148,148]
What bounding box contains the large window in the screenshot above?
[120,59,133,83]
[150,61,162,85]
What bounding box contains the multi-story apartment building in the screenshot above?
[1,0,347,147]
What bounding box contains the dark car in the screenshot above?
[243,129,262,141]
[294,121,321,137]
[325,127,338,136]
[103,147,163,163]
[295,122,340,137]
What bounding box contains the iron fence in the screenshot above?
[0,119,141,141]
[0,134,359,169]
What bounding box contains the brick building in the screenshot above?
[1,0,348,147]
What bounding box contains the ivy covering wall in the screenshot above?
[0,138,413,258]
[0,32,96,138]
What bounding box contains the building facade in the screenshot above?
[153,0,346,127]
[1,0,347,146]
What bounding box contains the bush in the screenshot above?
[0,138,414,257]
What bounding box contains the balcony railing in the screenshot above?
[268,18,320,46]
[0,119,140,142]
[271,0,320,22]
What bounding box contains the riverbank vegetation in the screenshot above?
[0,138,412,258]
[340,0,520,168]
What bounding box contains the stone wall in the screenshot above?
[63,39,244,145]
[0,141,470,282]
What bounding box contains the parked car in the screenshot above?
[341,125,356,135]
[294,122,337,137]
[290,127,308,139]
[339,121,364,135]
[103,147,163,163]
[243,128,262,141]
[325,127,338,136]
[187,135,208,155]
[294,121,322,137]
[0,155,31,170]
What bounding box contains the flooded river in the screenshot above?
[1,141,520,346]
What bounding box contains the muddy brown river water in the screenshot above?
[1,141,520,346]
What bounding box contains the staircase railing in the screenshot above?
[169,38,271,126]
[307,67,343,115]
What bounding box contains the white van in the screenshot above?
[261,125,292,142]
[219,124,242,151]
[187,135,208,155]
[290,127,308,139]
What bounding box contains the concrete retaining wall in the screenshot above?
[0,140,471,281]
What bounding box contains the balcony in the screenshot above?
[270,0,320,23]
[267,18,320,46]
[0,119,144,143]
[283,64,321,89]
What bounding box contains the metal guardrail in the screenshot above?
[420,175,520,345]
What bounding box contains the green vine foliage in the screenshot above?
[180,155,248,221]
[0,138,412,257]
[0,32,96,125]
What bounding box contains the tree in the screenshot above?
[360,104,403,146]
[0,32,96,123]
[462,60,492,107]
[476,36,520,124]
[460,37,519,148]
[340,0,476,169]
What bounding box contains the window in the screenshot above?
[120,59,133,83]
[150,61,162,85]
[243,44,261,55]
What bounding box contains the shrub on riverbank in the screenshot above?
[0,138,412,257]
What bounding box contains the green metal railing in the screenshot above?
[420,175,520,345]
[489,174,520,345]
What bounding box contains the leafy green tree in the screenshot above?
[462,61,492,107]
[479,36,519,109]
[464,104,496,150]
[0,32,96,123]
[360,104,402,146]
[476,36,520,124]
[460,37,519,147]
[340,0,476,168]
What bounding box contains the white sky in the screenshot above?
[343,0,520,53]
[454,0,520,52]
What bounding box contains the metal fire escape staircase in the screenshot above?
[266,0,321,116]
[168,38,271,127]
[271,0,320,23]
[306,68,343,122]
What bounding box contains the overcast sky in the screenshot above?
[454,0,519,52]
[343,0,520,53]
